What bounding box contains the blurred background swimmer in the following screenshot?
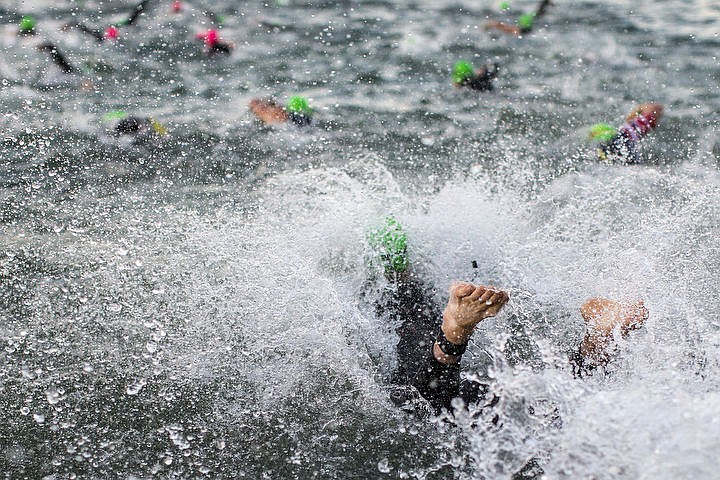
[249,96,314,126]
[590,103,664,163]
[104,110,169,145]
[452,60,500,91]
[195,29,233,55]
[62,0,152,43]
[485,0,553,36]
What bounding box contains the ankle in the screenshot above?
[441,311,474,345]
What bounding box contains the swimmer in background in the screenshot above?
[195,29,233,55]
[590,103,664,163]
[104,110,168,143]
[249,96,314,126]
[485,0,553,36]
[62,0,151,42]
[452,60,500,91]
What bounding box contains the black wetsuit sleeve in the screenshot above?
[74,23,105,42]
[125,0,151,26]
[534,0,553,19]
[467,63,499,91]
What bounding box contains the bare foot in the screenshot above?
[579,297,649,363]
[249,98,289,125]
[438,281,507,344]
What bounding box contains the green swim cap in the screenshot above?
[500,1,511,10]
[19,15,35,32]
[589,123,616,142]
[103,110,128,122]
[367,216,409,275]
[286,96,313,117]
[518,13,535,30]
[452,60,474,85]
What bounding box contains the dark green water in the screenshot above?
[1,1,720,478]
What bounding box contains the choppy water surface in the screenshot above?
[1,1,720,478]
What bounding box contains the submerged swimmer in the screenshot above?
[485,0,553,36]
[195,29,233,55]
[590,103,664,163]
[367,218,649,414]
[249,96,314,126]
[452,60,500,91]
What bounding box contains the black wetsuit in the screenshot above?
[288,112,312,126]
[460,63,500,92]
[598,130,641,163]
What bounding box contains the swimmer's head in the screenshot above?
[500,1,511,10]
[367,216,409,275]
[518,13,535,31]
[172,0,182,12]
[452,60,475,85]
[286,96,313,117]
[589,123,616,143]
[105,25,119,40]
[19,15,36,35]
[196,29,220,47]
[103,110,128,122]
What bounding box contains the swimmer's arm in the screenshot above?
[534,0,553,19]
[484,20,522,36]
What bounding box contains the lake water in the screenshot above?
[1,0,720,478]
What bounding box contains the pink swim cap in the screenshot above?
[196,29,219,47]
[105,25,119,40]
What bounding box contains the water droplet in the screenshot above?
[145,342,158,353]
[46,387,63,405]
[377,458,391,473]
[107,303,122,313]
[126,378,147,395]
[20,407,30,415]
[33,413,45,424]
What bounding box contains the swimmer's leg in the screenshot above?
[571,297,648,374]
